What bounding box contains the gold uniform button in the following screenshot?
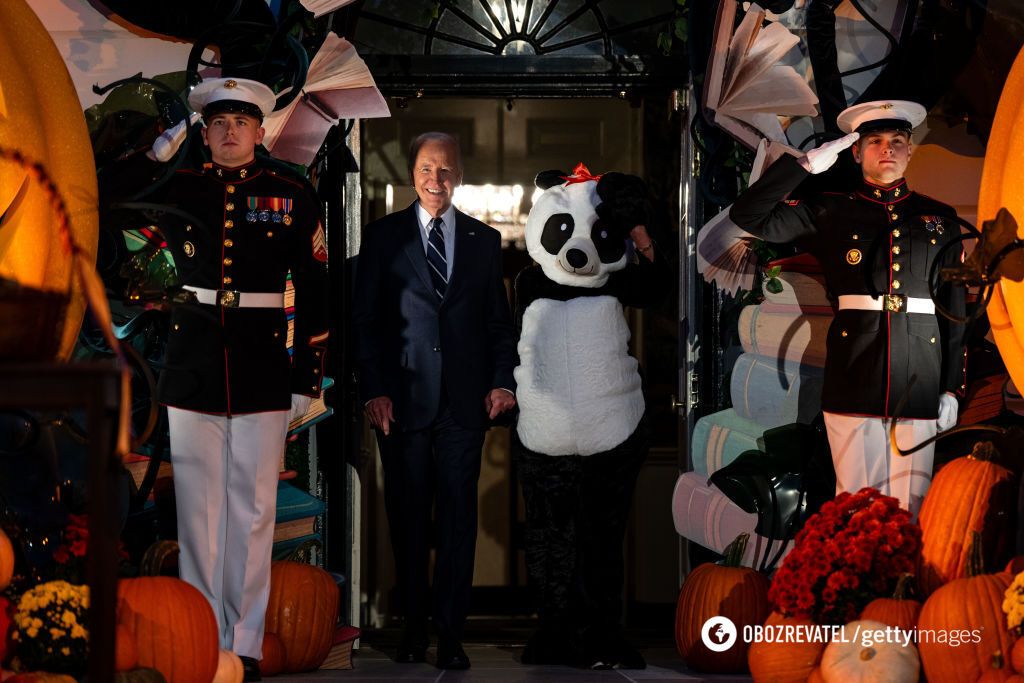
[892,262,901,272]
[273,331,280,338]
[267,231,274,237]
[224,257,233,266]
[930,337,936,344]
[892,280,901,289]
[891,213,899,220]
[185,224,192,232]
[173,323,180,331]
[226,202,235,211]
[888,205,894,211]
[227,185,236,194]
[852,234,859,240]
[892,246,901,255]
[315,351,321,357]
[892,229,901,238]
[930,238,937,245]
[841,330,848,337]
[313,368,320,375]
[223,276,233,285]
[224,239,233,247]
[225,220,234,228]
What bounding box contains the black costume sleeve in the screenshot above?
[729,154,821,245]
[612,247,673,309]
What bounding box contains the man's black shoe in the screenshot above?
[436,640,471,670]
[239,655,262,682]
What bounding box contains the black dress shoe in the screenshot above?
[436,640,471,670]
[239,655,262,682]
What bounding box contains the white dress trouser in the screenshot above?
[823,412,938,518]
[168,407,289,658]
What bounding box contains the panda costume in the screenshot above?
[514,164,670,669]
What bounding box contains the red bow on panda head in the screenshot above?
[560,162,603,185]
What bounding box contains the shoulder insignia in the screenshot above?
[784,199,801,206]
[312,221,328,263]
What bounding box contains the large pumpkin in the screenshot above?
[979,43,1024,394]
[675,534,771,673]
[917,441,1014,596]
[116,577,219,683]
[918,534,1014,682]
[748,611,825,683]
[0,0,99,360]
[859,574,921,634]
[819,619,919,682]
[260,632,286,677]
[0,528,14,590]
[265,561,339,672]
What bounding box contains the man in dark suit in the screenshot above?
[353,132,517,670]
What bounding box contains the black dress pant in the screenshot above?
[378,401,485,642]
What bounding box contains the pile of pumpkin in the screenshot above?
[675,441,1023,682]
[0,527,340,682]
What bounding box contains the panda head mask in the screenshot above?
[525,164,649,288]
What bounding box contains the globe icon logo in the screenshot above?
[701,616,738,652]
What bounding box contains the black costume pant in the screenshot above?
[378,401,484,642]
[515,415,649,630]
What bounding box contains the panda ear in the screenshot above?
[535,170,566,190]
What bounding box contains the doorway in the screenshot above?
[354,95,682,632]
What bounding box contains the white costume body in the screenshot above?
[515,296,644,456]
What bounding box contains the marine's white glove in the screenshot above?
[797,132,860,175]
[287,393,312,425]
[937,392,959,432]
[147,112,201,162]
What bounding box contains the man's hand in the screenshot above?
[485,389,516,420]
[937,392,958,432]
[366,396,395,436]
[287,394,312,425]
[798,132,860,175]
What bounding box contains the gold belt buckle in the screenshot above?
[884,294,905,312]
[217,289,241,308]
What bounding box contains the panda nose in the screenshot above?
[565,248,589,268]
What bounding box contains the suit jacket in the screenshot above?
[353,203,517,431]
[730,154,966,419]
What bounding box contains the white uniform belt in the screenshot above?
[184,285,284,308]
[838,294,934,314]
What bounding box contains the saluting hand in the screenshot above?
[366,396,395,436]
[485,389,516,419]
[799,132,860,175]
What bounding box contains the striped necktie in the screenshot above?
[426,217,448,300]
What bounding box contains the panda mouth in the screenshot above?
[558,260,597,276]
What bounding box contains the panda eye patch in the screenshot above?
[592,219,625,263]
[541,212,575,255]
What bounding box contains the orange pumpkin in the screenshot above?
[260,632,286,676]
[114,622,138,672]
[0,595,12,663]
[675,534,770,673]
[212,649,243,683]
[807,667,826,683]
[918,533,1014,683]
[6,675,77,683]
[265,561,339,672]
[918,442,1014,596]
[1013,637,1024,673]
[0,528,13,590]
[116,577,219,683]
[979,651,1017,682]
[747,611,825,683]
[859,574,921,634]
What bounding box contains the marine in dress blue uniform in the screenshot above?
[730,100,966,516]
[157,78,328,680]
